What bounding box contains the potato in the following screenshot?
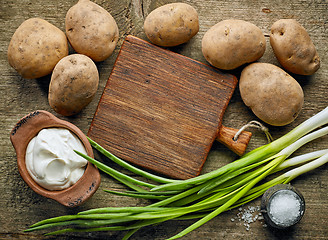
[239,63,304,126]
[7,18,68,79]
[270,19,320,75]
[202,19,266,70]
[48,54,99,116]
[65,0,119,62]
[144,3,199,47]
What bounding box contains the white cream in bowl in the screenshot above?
[25,128,88,190]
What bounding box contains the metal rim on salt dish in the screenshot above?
[260,184,305,229]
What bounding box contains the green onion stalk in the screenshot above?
[25,107,328,239]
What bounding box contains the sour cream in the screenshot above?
[25,128,88,190]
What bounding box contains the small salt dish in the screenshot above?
[10,110,101,207]
[261,184,305,229]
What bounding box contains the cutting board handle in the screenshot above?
[216,125,252,156]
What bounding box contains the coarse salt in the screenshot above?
[268,190,302,226]
[231,204,266,231]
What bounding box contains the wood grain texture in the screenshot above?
[217,126,252,156]
[88,35,238,179]
[1,0,327,239]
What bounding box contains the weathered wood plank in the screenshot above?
[1,0,327,239]
[88,35,239,179]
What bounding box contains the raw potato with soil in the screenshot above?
[270,19,320,75]
[65,0,119,62]
[48,54,99,116]
[7,18,68,79]
[239,63,304,126]
[202,19,266,70]
[144,2,199,47]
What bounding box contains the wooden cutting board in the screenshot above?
[88,35,251,179]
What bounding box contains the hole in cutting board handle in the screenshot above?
[216,125,252,156]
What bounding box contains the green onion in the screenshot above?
[25,107,328,239]
[87,136,176,184]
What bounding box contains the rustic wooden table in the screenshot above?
[1,0,327,239]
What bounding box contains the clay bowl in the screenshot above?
[10,110,101,207]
